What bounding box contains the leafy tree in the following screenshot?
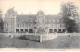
[61,2,79,33]
[0,10,4,32]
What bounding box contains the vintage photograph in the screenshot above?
[0,0,80,50]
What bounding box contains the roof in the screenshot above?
[16,14,62,19]
[16,14,63,24]
[45,15,62,19]
[16,14,36,19]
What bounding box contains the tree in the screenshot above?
[0,10,4,32]
[61,2,79,33]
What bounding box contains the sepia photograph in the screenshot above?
[0,0,80,51]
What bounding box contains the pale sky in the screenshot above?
[0,0,80,15]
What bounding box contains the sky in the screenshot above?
[0,0,80,16]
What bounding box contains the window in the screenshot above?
[58,29,61,33]
[53,24,56,27]
[45,24,48,27]
[20,29,23,33]
[54,29,57,32]
[17,24,19,27]
[53,20,55,22]
[61,24,65,27]
[22,23,24,27]
[57,20,59,22]
[31,19,33,22]
[20,23,21,27]
[16,29,19,33]
[29,29,33,33]
[25,29,28,32]
[6,29,8,32]
[53,25,54,27]
[57,24,60,28]
[18,19,19,22]
[48,24,51,27]
[11,23,12,27]
[6,23,8,27]
[30,24,32,27]
[49,29,53,33]
[45,19,47,22]
[49,20,51,22]
[63,29,66,33]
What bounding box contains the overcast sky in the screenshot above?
[0,0,80,15]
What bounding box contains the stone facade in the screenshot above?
[4,8,16,33]
[4,8,66,33]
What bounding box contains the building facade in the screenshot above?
[4,8,66,33]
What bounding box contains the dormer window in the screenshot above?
[37,11,44,17]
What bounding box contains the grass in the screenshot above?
[0,34,80,49]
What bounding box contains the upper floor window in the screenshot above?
[31,19,33,22]
[57,24,60,28]
[22,23,25,27]
[6,23,8,27]
[18,19,19,22]
[57,20,59,22]
[49,20,51,22]
[17,24,19,27]
[61,24,65,27]
[53,20,55,22]
[45,19,47,22]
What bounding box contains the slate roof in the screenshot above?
[16,14,62,20]
[16,14,36,27]
[16,14,63,24]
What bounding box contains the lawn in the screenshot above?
[0,35,80,49]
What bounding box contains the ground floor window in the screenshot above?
[25,29,28,32]
[54,29,57,32]
[49,29,53,33]
[20,29,24,33]
[63,29,66,33]
[29,29,33,33]
[58,29,61,33]
[16,29,19,33]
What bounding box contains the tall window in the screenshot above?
[57,24,60,28]
[45,19,47,22]
[18,19,19,22]
[61,24,65,27]
[25,29,28,32]
[17,24,19,27]
[20,29,23,33]
[57,20,59,22]
[20,23,21,27]
[54,29,57,32]
[16,29,19,33]
[22,22,24,27]
[6,23,8,27]
[49,20,51,22]
[31,19,33,22]
[53,25,55,27]
[53,20,55,22]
